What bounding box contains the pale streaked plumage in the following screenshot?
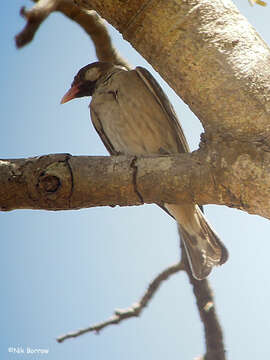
[61,62,228,279]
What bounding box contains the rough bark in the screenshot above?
[0,151,215,212]
[2,140,270,218]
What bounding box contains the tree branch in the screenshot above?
[0,152,212,211]
[57,261,185,342]
[16,0,61,48]
[16,0,130,68]
[2,144,270,218]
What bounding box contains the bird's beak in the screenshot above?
[60,84,80,104]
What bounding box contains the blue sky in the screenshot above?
[2,1,270,359]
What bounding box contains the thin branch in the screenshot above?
[57,261,185,342]
[179,232,226,360]
[15,0,61,48]
[16,0,131,68]
[63,8,131,68]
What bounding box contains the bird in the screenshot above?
[61,61,228,280]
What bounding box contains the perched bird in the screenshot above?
[61,61,228,279]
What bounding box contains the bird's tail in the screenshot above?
[165,203,228,280]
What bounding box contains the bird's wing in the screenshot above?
[135,66,190,154]
[90,107,119,156]
[135,67,191,216]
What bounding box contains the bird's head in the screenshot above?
[61,62,126,104]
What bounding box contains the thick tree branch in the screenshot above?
[3,139,270,218]
[57,261,185,342]
[0,152,212,211]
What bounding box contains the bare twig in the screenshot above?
[15,0,61,48]
[15,0,130,68]
[57,261,184,342]
[179,230,226,360]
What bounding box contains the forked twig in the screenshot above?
[57,261,185,342]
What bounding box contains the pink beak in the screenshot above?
[60,84,80,104]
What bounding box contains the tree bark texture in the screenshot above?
[0,152,209,211]
[2,142,270,218]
